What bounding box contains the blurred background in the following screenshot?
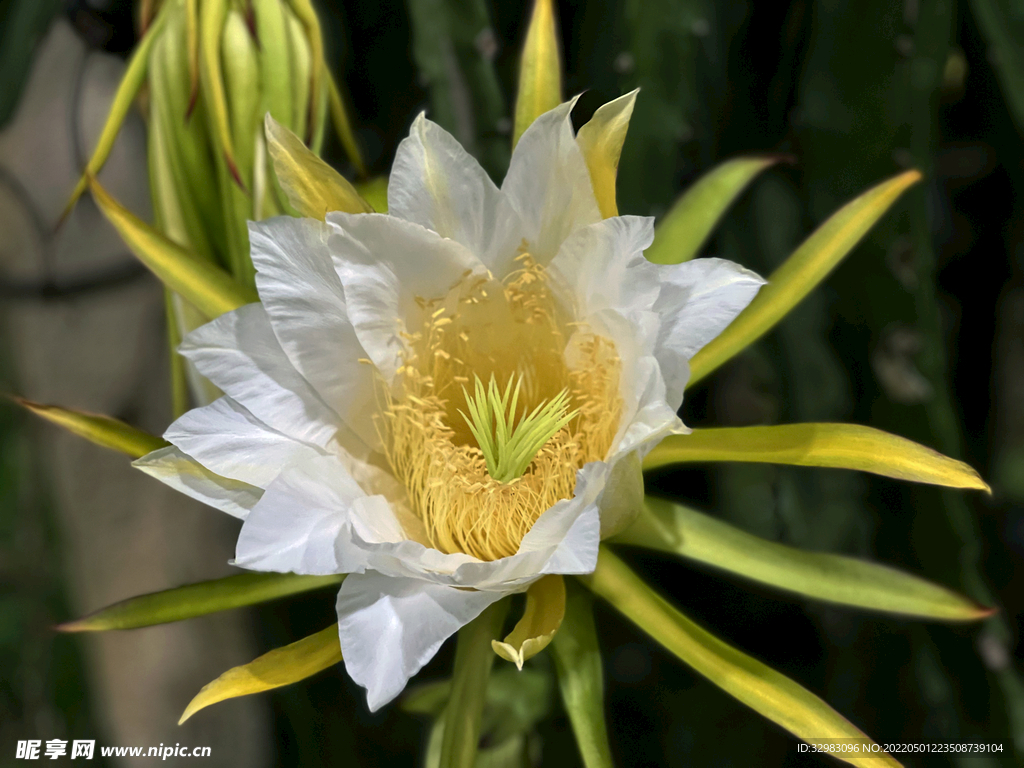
[0,0,1022,765]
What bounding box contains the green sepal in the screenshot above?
[88,175,257,318]
[62,3,168,220]
[613,498,994,621]
[57,572,344,632]
[583,548,901,768]
[550,581,614,768]
[644,423,990,492]
[688,170,922,387]
[14,398,167,459]
[645,156,781,265]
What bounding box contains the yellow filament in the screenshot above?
[379,255,622,561]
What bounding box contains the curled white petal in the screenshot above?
[249,217,380,449]
[180,302,355,453]
[389,113,523,271]
[165,396,326,489]
[326,212,484,383]
[336,573,506,712]
[654,257,766,405]
[133,445,261,520]
[502,97,602,270]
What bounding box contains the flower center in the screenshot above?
[379,254,622,561]
[459,373,578,483]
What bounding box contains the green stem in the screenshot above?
[438,599,509,768]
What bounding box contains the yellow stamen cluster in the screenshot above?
[379,253,622,561]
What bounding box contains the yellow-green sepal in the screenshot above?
[645,156,781,265]
[513,0,561,148]
[198,0,243,187]
[550,581,613,768]
[179,623,343,723]
[356,176,388,213]
[584,548,901,768]
[286,0,326,144]
[265,114,374,219]
[688,170,922,387]
[644,423,990,492]
[492,575,565,669]
[576,90,637,219]
[63,4,168,220]
[185,0,199,114]
[58,573,343,632]
[613,498,994,621]
[252,0,293,128]
[14,398,167,458]
[88,175,257,318]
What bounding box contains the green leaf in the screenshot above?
[584,548,901,767]
[14,398,167,459]
[644,423,990,492]
[645,156,780,265]
[576,90,637,219]
[58,572,343,632]
[550,581,613,768]
[687,170,922,387]
[62,4,168,219]
[88,175,257,318]
[265,114,373,219]
[493,575,565,669]
[614,498,994,621]
[969,0,1024,135]
[180,623,342,723]
[513,0,561,148]
[440,600,509,768]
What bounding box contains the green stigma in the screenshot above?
[459,374,578,483]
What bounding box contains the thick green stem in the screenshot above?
[438,599,509,768]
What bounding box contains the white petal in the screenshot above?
[326,213,483,383]
[233,454,367,574]
[654,257,765,406]
[249,217,380,449]
[336,573,506,711]
[356,463,605,592]
[133,446,261,520]
[180,302,355,451]
[596,450,645,539]
[502,98,602,268]
[548,216,659,319]
[388,113,522,271]
[165,396,326,489]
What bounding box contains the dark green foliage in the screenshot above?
[5,0,1022,765]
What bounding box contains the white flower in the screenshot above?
[134,98,764,711]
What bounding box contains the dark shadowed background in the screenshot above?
[1,0,1022,765]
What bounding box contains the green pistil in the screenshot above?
[459,374,577,483]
